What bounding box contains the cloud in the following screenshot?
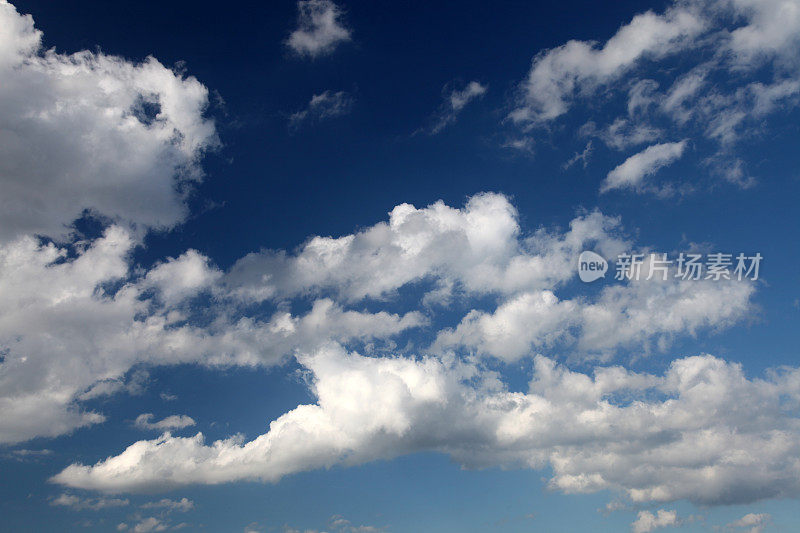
[434,268,754,360]
[728,512,770,533]
[509,0,800,191]
[289,90,353,129]
[51,493,129,511]
[141,498,194,513]
[510,4,704,123]
[631,509,679,533]
[601,141,687,194]
[135,414,196,432]
[130,517,168,532]
[421,81,487,134]
[53,344,800,507]
[0,226,422,444]
[0,1,217,243]
[286,0,351,58]
[222,193,629,302]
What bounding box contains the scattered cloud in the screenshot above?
[727,512,771,533]
[287,0,351,58]
[135,414,196,432]
[141,498,194,513]
[289,90,354,129]
[601,141,687,194]
[51,493,129,511]
[631,509,679,533]
[420,80,487,134]
[509,0,800,191]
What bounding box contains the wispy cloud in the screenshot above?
[419,80,487,135]
[134,414,196,432]
[601,140,687,194]
[289,90,354,130]
[286,0,351,58]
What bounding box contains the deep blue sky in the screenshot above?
[3,1,800,531]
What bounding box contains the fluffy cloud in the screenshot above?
[0,1,217,243]
[631,509,678,533]
[434,269,754,360]
[134,414,196,432]
[422,80,487,134]
[0,226,422,444]
[53,344,800,507]
[289,90,353,129]
[601,141,687,194]
[286,0,351,58]
[222,193,629,302]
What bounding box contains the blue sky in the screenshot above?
[1,0,800,531]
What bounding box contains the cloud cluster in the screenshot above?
[510,0,800,193]
[0,1,217,242]
[631,509,678,533]
[0,226,422,444]
[53,343,800,507]
[286,0,351,58]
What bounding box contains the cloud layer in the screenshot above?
[0,1,217,242]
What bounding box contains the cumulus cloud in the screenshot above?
[434,269,754,360]
[286,0,351,58]
[0,1,217,243]
[421,80,487,134]
[222,193,629,302]
[53,344,800,507]
[289,90,353,129]
[0,226,422,444]
[631,509,679,533]
[135,414,196,432]
[601,141,687,194]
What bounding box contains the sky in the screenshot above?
[0,0,799,531]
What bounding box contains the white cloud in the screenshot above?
[135,414,196,432]
[289,90,353,129]
[0,226,422,444]
[601,141,687,194]
[51,493,129,511]
[434,268,754,360]
[510,0,800,190]
[286,0,351,58]
[141,498,194,513]
[510,4,704,123]
[53,344,800,507]
[0,1,217,243]
[131,517,168,533]
[423,81,487,134]
[222,193,629,302]
[728,512,771,533]
[631,509,679,533]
